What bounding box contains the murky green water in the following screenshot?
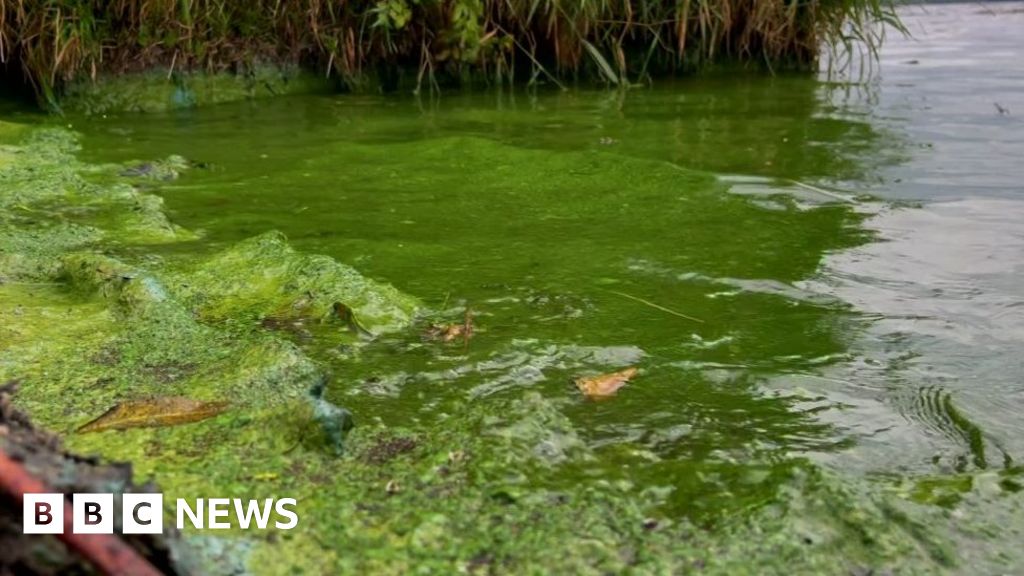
[65,85,879,516]
[6,2,1024,571]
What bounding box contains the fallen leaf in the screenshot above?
[575,367,638,398]
[433,323,467,342]
[447,322,470,342]
[424,308,474,343]
[77,397,229,433]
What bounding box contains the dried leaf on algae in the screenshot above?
[575,367,638,398]
[424,308,475,343]
[77,397,230,433]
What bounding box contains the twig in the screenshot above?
[492,25,567,91]
[166,51,177,81]
[604,289,704,323]
[462,306,473,352]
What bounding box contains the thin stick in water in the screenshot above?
[787,179,857,204]
[605,289,704,323]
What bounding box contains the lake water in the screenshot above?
[19,1,1024,571]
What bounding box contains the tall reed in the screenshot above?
[0,0,901,100]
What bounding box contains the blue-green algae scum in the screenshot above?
[2,3,1023,574]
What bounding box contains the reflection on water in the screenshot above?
[811,200,1024,468]
[789,2,1024,475]
[792,5,1024,568]
[873,2,1024,199]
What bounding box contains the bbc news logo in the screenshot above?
[23,494,298,534]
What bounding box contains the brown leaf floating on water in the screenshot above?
[77,397,230,433]
[430,323,467,342]
[575,367,638,398]
[424,308,474,343]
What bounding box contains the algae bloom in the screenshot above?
[0,117,965,574]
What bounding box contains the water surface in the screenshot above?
[60,2,1024,567]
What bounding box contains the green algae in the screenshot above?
[0,113,1012,574]
[176,231,420,335]
[229,392,954,575]
[0,120,419,570]
[0,127,190,282]
[58,66,332,115]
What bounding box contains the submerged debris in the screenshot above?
[118,155,196,181]
[362,434,419,465]
[310,376,354,455]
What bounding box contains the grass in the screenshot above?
[0,0,902,102]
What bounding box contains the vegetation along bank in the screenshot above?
[0,0,901,110]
